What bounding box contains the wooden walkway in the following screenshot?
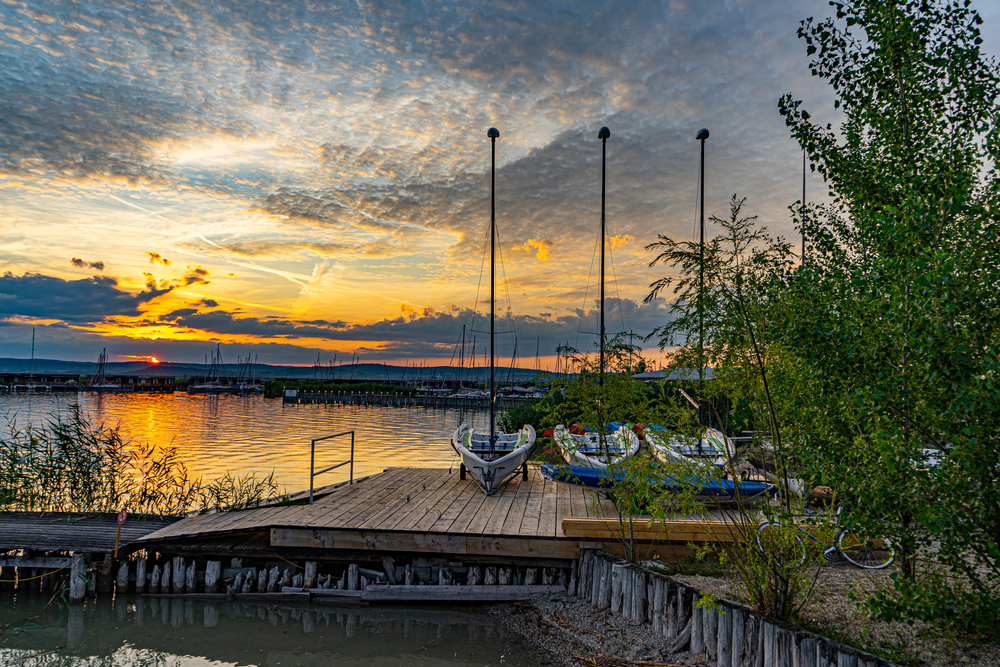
[0,512,180,553]
[137,467,616,561]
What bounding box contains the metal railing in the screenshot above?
[309,431,355,504]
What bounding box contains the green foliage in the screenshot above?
[774,0,1000,636]
[0,407,287,516]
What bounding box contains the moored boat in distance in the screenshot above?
[78,348,130,393]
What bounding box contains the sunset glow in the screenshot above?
[2,0,996,365]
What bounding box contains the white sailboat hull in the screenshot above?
[452,424,536,495]
[553,424,640,469]
[646,427,732,468]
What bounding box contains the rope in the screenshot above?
[271,553,304,570]
[0,564,68,583]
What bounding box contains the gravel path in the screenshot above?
[490,593,710,667]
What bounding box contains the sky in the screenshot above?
[2,0,999,367]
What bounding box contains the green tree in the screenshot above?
[776,0,1000,634]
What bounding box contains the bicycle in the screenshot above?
[755,506,895,570]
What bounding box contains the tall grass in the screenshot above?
[0,407,287,516]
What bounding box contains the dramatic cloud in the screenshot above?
[70,258,105,271]
[0,272,172,323]
[145,252,171,267]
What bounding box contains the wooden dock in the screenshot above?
[137,466,618,563]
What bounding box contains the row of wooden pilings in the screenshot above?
[575,550,900,667]
[57,553,574,601]
[283,390,532,410]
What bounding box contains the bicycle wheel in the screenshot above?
[836,531,895,569]
[755,522,806,567]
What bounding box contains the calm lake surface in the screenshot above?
[0,393,491,492]
[0,592,545,666]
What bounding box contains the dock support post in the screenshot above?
[347,564,359,590]
[116,561,129,593]
[171,557,185,593]
[468,566,481,585]
[136,558,146,594]
[404,564,414,585]
[730,607,746,666]
[186,561,197,593]
[499,566,512,585]
[97,553,113,593]
[151,564,161,593]
[304,561,318,589]
[652,577,665,633]
[704,601,718,662]
[484,567,497,585]
[524,567,537,586]
[69,553,87,603]
[204,561,221,594]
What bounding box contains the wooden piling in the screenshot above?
[69,553,86,603]
[631,568,647,622]
[730,606,746,667]
[347,564,359,590]
[716,604,731,667]
[405,564,414,585]
[499,566,512,585]
[568,560,577,596]
[484,567,497,585]
[150,564,161,594]
[834,646,857,667]
[468,565,481,585]
[763,621,776,667]
[204,561,221,594]
[171,557,185,594]
[704,602,718,662]
[525,567,538,586]
[136,558,146,594]
[652,577,665,634]
[185,561,196,593]
[741,612,763,667]
[798,632,819,667]
[691,603,704,655]
[610,563,625,613]
[116,561,129,592]
[304,561,317,589]
[257,568,268,593]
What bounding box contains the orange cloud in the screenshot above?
[514,238,554,260]
[608,234,635,249]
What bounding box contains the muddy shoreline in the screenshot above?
[491,593,709,667]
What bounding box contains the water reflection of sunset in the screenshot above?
[1,393,483,492]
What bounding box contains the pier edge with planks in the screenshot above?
[1,466,738,604]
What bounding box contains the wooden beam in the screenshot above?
[562,518,743,543]
[0,557,71,569]
[270,527,581,560]
[360,584,565,602]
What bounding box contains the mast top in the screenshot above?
[487,127,500,139]
[696,128,710,141]
[598,126,610,140]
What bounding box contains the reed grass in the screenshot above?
[0,406,287,516]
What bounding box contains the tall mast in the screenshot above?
[598,126,610,385]
[487,127,500,443]
[802,148,807,265]
[29,327,35,385]
[696,128,710,425]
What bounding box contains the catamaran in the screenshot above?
[451,127,536,495]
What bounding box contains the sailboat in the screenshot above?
[79,348,127,393]
[452,127,536,496]
[553,126,639,469]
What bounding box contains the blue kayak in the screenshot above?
[540,463,776,499]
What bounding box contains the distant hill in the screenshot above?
[0,358,553,383]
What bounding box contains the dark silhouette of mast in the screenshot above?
[487,127,500,446]
[598,126,610,386]
[696,128,709,404]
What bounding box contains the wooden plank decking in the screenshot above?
[0,512,181,552]
[137,467,616,561]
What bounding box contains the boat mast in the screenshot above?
[488,127,499,444]
[598,126,610,386]
[696,128,710,423]
[29,327,35,387]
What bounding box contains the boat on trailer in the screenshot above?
[553,423,640,468]
[451,127,536,496]
[452,424,536,495]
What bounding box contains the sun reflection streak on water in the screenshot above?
[0,394,490,492]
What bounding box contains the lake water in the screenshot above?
[0,393,491,492]
[0,592,546,666]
